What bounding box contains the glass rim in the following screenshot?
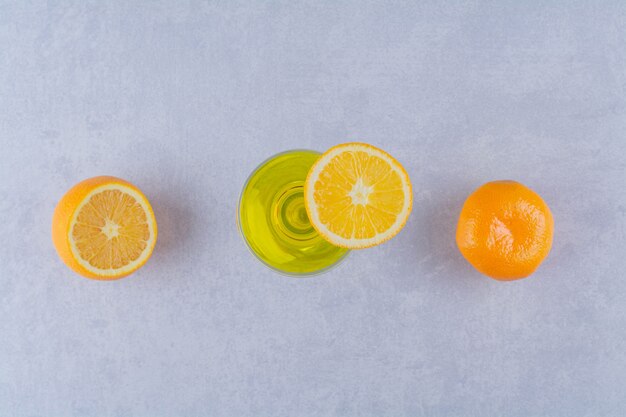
[237,149,350,278]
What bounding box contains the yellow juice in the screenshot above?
[238,150,349,275]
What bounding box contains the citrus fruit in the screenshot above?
[52,176,157,280]
[456,180,553,281]
[304,142,412,249]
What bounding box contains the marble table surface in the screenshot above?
[1,1,625,416]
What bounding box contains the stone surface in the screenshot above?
[1,1,625,416]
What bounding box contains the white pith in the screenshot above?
[349,178,373,206]
[102,219,121,239]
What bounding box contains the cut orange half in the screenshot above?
[52,176,157,280]
[304,143,412,249]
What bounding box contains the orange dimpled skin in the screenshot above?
[456,180,554,281]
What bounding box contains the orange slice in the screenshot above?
[52,176,157,280]
[304,143,412,249]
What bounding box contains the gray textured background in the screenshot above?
[1,1,625,416]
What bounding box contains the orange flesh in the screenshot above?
[313,151,405,240]
[72,189,150,270]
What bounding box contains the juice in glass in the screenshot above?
[238,150,349,276]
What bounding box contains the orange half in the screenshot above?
[52,176,157,280]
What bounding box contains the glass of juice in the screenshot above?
[238,150,350,276]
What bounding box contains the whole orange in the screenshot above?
[456,180,554,281]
